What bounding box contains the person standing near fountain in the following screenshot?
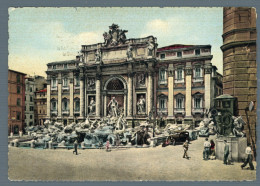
[203,138,211,160]
[223,140,229,165]
[73,140,78,155]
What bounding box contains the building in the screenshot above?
[46,24,222,126]
[34,88,47,125]
[25,75,47,127]
[25,76,36,127]
[221,7,257,142]
[8,69,26,135]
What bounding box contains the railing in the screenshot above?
[175,78,184,83]
[157,108,168,116]
[193,77,203,82]
[74,85,80,89]
[62,86,69,90]
[174,108,185,114]
[192,108,204,114]
[51,110,57,115]
[159,80,167,85]
[51,86,57,91]
[62,110,69,114]
[74,110,80,114]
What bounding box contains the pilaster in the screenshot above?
[167,64,174,119]
[185,65,192,118]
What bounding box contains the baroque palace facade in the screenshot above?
[46,24,222,126]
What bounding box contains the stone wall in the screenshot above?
[221,7,257,143]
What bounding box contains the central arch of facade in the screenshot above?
[103,76,128,117]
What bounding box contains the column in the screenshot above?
[204,64,212,110]
[104,93,107,117]
[95,74,101,118]
[147,71,154,113]
[57,74,62,119]
[127,73,133,117]
[46,78,51,120]
[185,66,192,118]
[79,75,85,118]
[124,91,127,117]
[167,64,174,119]
[69,75,74,119]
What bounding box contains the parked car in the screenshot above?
[186,130,198,141]
[167,130,189,145]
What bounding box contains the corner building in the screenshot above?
[46,24,222,127]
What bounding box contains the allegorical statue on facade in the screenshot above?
[137,74,145,86]
[126,45,133,61]
[137,95,146,114]
[95,48,101,63]
[88,97,96,115]
[103,24,128,47]
[107,97,119,117]
[147,39,155,56]
[87,78,95,90]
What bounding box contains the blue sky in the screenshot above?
[8,7,223,77]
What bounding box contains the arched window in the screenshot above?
[51,98,57,111]
[107,78,124,90]
[175,94,185,110]
[62,98,69,111]
[74,98,80,112]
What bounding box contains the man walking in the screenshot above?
[223,140,229,165]
[203,138,211,160]
[241,144,254,170]
[183,140,189,159]
[73,139,78,155]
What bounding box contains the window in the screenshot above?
[160,53,165,59]
[29,122,33,126]
[40,110,41,114]
[16,112,21,120]
[63,78,68,87]
[159,68,167,84]
[177,51,182,57]
[17,86,21,94]
[62,99,69,111]
[75,100,80,111]
[25,115,26,119]
[30,115,33,119]
[194,98,201,108]
[195,67,201,77]
[177,68,183,80]
[30,106,34,111]
[30,96,33,102]
[25,96,26,101]
[64,64,67,69]
[16,75,20,83]
[51,79,57,88]
[195,49,200,56]
[51,101,57,110]
[30,87,33,92]
[160,99,166,110]
[75,76,80,87]
[53,65,56,69]
[17,98,21,106]
[176,98,183,109]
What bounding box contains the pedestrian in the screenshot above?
[241,144,254,170]
[106,139,110,152]
[183,140,189,159]
[210,139,216,160]
[203,138,211,160]
[73,139,78,155]
[223,140,229,165]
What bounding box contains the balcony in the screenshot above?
[193,77,203,83]
[174,108,185,114]
[192,108,204,115]
[62,86,69,90]
[157,108,168,116]
[51,110,57,115]
[62,110,69,115]
[159,80,167,85]
[74,85,80,89]
[175,78,184,84]
[74,110,80,114]
[51,86,57,91]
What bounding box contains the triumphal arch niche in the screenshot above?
[82,24,157,122]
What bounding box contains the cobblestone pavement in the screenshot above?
[8,136,256,181]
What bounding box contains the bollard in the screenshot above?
[30,140,35,148]
[48,141,52,149]
[19,131,23,137]
[10,132,13,138]
[81,142,85,149]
